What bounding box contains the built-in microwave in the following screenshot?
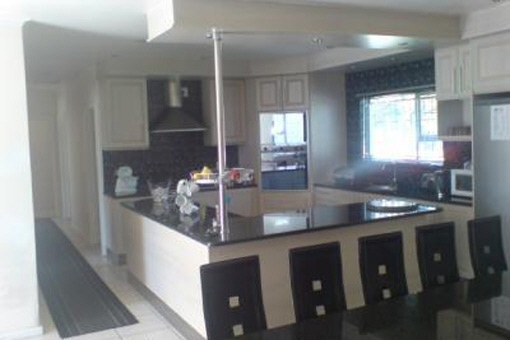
[450,169,473,201]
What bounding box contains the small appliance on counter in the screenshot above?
[450,168,473,202]
[419,170,447,200]
[114,166,138,196]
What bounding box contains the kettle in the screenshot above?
[420,170,445,200]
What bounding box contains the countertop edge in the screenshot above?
[314,183,473,208]
[121,199,442,248]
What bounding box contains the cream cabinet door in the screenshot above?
[102,78,149,150]
[435,47,459,101]
[472,31,510,94]
[204,79,246,145]
[282,74,309,110]
[256,77,282,112]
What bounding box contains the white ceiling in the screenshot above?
[245,0,496,15]
[12,0,503,83]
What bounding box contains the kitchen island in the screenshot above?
[121,198,441,338]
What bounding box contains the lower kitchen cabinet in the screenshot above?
[193,187,259,217]
[103,194,149,265]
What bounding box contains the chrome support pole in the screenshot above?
[212,27,229,237]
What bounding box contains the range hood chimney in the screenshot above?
[150,77,206,133]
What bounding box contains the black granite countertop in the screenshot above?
[315,182,472,207]
[121,198,441,247]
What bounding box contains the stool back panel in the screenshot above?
[289,242,346,322]
[416,222,460,289]
[200,256,267,340]
[468,216,508,276]
[359,232,408,305]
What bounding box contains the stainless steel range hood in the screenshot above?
[150,78,206,133]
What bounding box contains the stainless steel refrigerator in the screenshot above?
[473,93,510,267]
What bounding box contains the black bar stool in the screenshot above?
[200,256,267,339]
[468,215,508,276]
[359,232,408,305]
[289,242,346,322]
[416,222,460,289]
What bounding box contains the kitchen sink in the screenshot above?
[366,199,418,213]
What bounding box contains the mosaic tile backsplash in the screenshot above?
[103,132,239,195]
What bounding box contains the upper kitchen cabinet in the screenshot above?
[435,44,471,101]
[256,74,309,112]
[203,79,246,145]
[472,31,510,94]
[101,78,149,150]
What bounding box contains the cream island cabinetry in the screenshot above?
[121,198,441,338]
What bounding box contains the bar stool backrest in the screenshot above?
[289,242,346,322]
[200,256,267,340]
[468,215,508,277]
[416,222,460,289]
[359,232,408,305]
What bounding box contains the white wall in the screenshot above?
[309,70,348,183]
[27,86,61,218]
[57,67,101,245]
[0,24,42,338]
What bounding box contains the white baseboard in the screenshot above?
[0,325,43,339]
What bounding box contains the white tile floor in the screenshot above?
[30,220,187,340]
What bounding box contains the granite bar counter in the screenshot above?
[121,198,440,247]
[120,197,445,339]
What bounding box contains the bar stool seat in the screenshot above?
[289,242,346,322]
[359,232,408,305]
[200,256,267,339]
[468,215,507,276]
[416,222,460,289]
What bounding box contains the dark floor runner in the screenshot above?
[35,219,137,338]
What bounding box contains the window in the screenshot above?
[362,91,443,163]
